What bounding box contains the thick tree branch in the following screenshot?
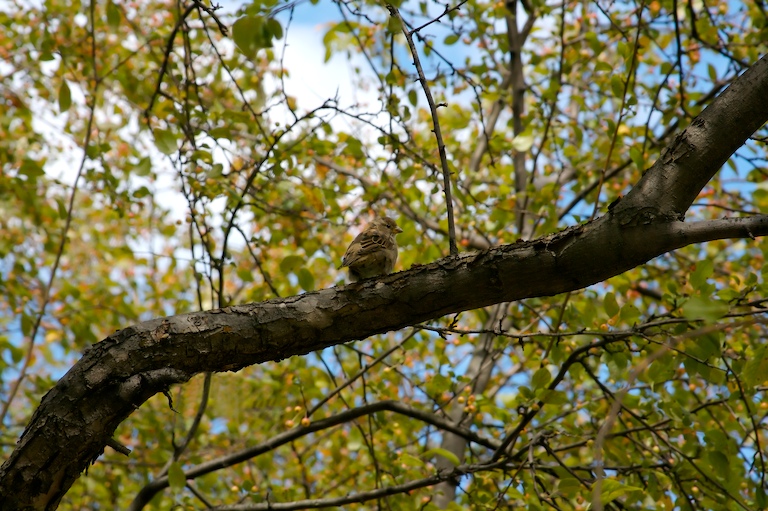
[1,55,767,511]
[614,54,768,221]
[4,212,768,510]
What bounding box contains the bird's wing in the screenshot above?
[341,226,393,267]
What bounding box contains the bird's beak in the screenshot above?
[395,226,403,234]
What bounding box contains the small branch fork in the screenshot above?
[386,3,458,256]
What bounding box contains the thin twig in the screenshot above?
[590,2,645,220]
[211,461,499,510]
[409,0,468,34]
[306,333,413,418]
[386,4,458,256]
[0,0,98,425]
[720,355,766,487]
[145,3,196,119]
[192,0,228,36]
[591,320,757,511]
[127,400,499,509]
[158,372,212,478]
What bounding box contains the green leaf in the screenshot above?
[347,428,363,451]
[237,266,255,283]
[423,447,460,466]
[343,136,364,159]
[39,34,55,61]
[619,303,641,324]
[20,312,34,337]
[106,1,121,27]
[681,296,728,322]
[133,186,151,199]
[208,164,224,178]
[9,344,24,364]
[209,127,233,140]
[280,255,303,273]
[599,478,643,505]
[233,16,258,56]
[408,89,418,106]
[444,33,459,45]
[153,129,178,155]
[646,355,675,384]
[687,332,721,360]
[585,31,602,53]
[757,486,767,509]
[168,462,186,489]
[56,197,68,219]
[531,367,551,389]
[688,352,725,385]
[595,61,613,73]
[133,157,152,177]
[399,452,425,467]
[511,134,534,152]
[557,478,581,498]
[58,81,71,112]
[266,18,283,40]
[690,260,714,291]
[233,16,273,58]
[518,385,534,400]
[604,292,619,318]
[20,159,45,179]
[538,389,568,405]
[706,450,730,475]
[617,41,629,59]
[704,428,729,451]
[297,267,315,292]
[386,15,402,34]
[610,75,625,98]
[707,63,717,82]
[742,344,768,388]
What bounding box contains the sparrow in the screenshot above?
[341,216,403,282]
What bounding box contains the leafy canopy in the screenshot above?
[0,0,767,509]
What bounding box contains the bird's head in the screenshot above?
[377,216,403,234]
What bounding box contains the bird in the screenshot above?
[341,216,403,282]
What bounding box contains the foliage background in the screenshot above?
[1,0,767,508]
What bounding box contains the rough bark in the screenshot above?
[615,55,768,220]
[0,55,767,511]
